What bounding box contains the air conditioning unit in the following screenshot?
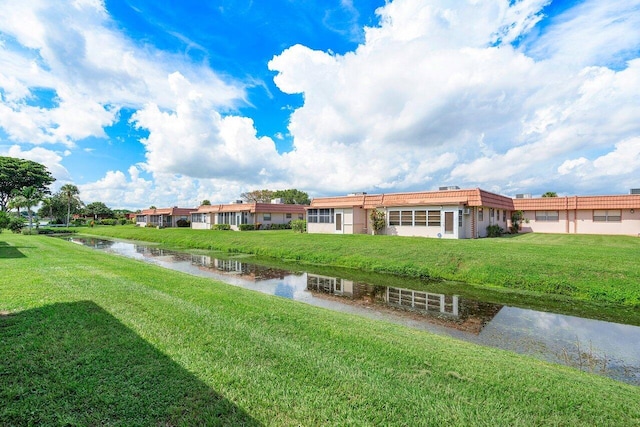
[463,208,471,215]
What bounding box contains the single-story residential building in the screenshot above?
[513,194,640,236]
[191,201,306,230]
[307,188,512,239]
[135,207,195,228]
[308,188,640,238]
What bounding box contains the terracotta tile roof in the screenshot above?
[253,203,307,214]
[513,195,640,210]
[310,188,514,210]
[195,203,307,214]
[139,207,196,215]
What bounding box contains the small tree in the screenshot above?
[201,199,211,206]
[542,192,557,197]
[18,186,42,230]
[369,209,386,235]
[291,219,307,233]
[510,210,524,234]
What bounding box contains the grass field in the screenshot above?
[2,233,639,425]
[80,226,640,308]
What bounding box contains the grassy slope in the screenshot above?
[1,233,639,426]
[82,226,640,308]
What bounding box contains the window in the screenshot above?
[458,210,462,227]
[308,209,318,223]
[428,210,440,226]
[263,213,271,221]
[490,208,494,219]
[414,210,427,226]
[400,211,413,226]
[388,211,400,226]
[478,208,484,222]
[298,214,304,220]
[319,208,334,223]
[286,213,292,219]
[503,210,506,222]
[593,210,621,222]
[191,213,204,223]
[535,211,559,221]
[217,212,237,225]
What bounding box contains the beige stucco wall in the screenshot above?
[575,209,640,235]
[519,209,640,236]
[520,210,568,234]
[307,222,338,234]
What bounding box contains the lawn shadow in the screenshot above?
[0,240,27,258]
[0,301,261,426]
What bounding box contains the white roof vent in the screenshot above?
[271,198,283,204]
[515,193,532,199]
[439,186,460,191]
[631,189,640,195]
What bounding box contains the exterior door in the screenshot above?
[335,212,342,232]
[444,211,454,234]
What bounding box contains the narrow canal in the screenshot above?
[67,236,640,385]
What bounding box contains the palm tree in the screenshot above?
[41,196,54,222]
[60,184,81,227]
[8,195,26,216]
[18,186,43,230]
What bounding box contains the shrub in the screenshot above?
[8,217,25,233]
[212,224,231,231]
[145,223,156,228]
[238,224,255,231]
[0,211,10,230]
[263,223,291,230]
[510,210,524,234]
[486,224,503,238]
[118,218,129,225]
[176,219,191,228]
[291,219,307,233]
[72,218,86,227]
[100,219,117,226]
[369,209,386,235]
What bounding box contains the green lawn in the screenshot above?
[81,226,640,308]
[1,233,639,426]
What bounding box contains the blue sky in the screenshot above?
[1,0,639,209]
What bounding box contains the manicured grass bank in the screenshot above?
[1,234,639,425]
[84,226,640,308]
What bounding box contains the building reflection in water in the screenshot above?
[306,274,502,335]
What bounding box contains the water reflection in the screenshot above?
[65,237,640,385]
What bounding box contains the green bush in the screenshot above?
[291,219,307,233]
[263,223,291,230]
[72,218,86,226]
[176,219,191,228]
[486,224,504,238]
[100,219,117,226]
[238,224,255,231]
[145,223,156,228]
[8,217,25,233]
[118,218,129,225]
[0,211,10,230]
[212,224,231,231]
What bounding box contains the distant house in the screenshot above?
[191,201,306,230]
[513,194,640,236]
[135,207,195,228]
[307,188,512,239]
[307,188,640,238]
